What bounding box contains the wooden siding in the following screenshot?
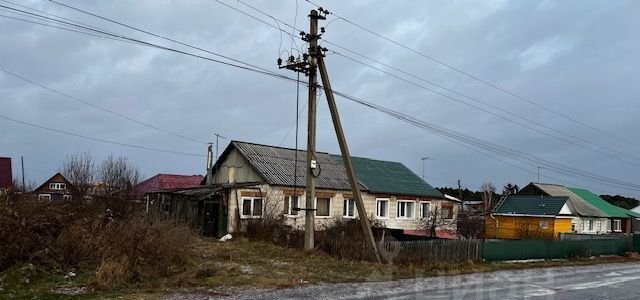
[209,149,263,185]
[485,215,572,240]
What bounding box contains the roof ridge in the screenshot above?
[232,140,330,155]
[332,154,403,165]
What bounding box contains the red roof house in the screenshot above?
[129,174,204,199]
[0,157,12,191]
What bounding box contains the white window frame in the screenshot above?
[587,219,594,231]
[315,197,332,218]
[38,194,51,201]
[343,198,356,218]
[241,197,263,219]
[376,198,389,219]
[613,219,622,232]
[396,200,416,219]
[539,220,549,229]
[62,194,72,201]
[419,201,431,219]
[49,183,66,190]
[284,195,300,217]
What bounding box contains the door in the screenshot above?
[203,201,219,237]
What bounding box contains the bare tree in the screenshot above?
[61,151,95,198]
[99,155,141,197]
[481,182,497,211]
[419,204,456,238]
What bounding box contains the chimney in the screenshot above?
[207,143,213,170]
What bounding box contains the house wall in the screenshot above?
[485,215,571,239]
[573,217,611,234]
[226,184,457,234]
[208,149,263,185]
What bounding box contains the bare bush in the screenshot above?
[456,212,485,239]
[0,194,195,288]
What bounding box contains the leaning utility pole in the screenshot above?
[279,8,381,261]
[317,54,382,263]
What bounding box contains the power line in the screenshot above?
[0,68,208,145]
[5,2,640,191]
[211,0,640,169]
[303,0,640,150]
[0,113,206,157]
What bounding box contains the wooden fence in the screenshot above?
[381,239,483,263]
[324,239,483,263]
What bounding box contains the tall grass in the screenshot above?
[0,194,195,288]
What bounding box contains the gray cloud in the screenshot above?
[1,0,639,197]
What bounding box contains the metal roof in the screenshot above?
[233,141,363,190]
[532,183,608,217]
[332,155,443,198]
[568,187,640,218]
[494,195,569,216]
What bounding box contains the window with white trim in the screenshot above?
[376,199,389,218]
[62,195,72,201]
[241,197,262,218]
[397,200,415,218]
[284,195,299,216]
[343,199,356,218]
[613,219,622,232]
[419,202,431,218]
[539,220,549,229]
[49,183,66,190]
[38,194,51,201]
[587,220,594,231]
[315,197,331,217]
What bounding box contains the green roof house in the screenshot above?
[201,141,459,238]
[569,187,639,233]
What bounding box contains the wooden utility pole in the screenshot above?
[458,179,463,211]
[302,10,319,252]
[278,9,380,259]
[21,156,25,191]
[317,56,381,262]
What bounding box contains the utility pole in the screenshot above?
[21,156,25,192]
[421,157,432,182]
[278,9,380,261]
[318,54,381,262]
[280,9,321,252]
[458,179,463,211]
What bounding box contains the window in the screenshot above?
[587,220,594,231]
[595,220,601,232]
[284,195,299,216]
[539,220,549,229]
[397,201,415,218]
[242,197,262,218]
[343,199,356,218]
[38,194,51,201]
[441,204,453,219]
[49,183,66,190]
[613,219,622,232]
[316,197,331,217]
[62,195,72,201]
[376,199,389,218]
[420,202,431,218]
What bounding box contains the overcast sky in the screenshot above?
[1,0,639,197]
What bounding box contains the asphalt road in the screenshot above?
[222,262,640,299]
